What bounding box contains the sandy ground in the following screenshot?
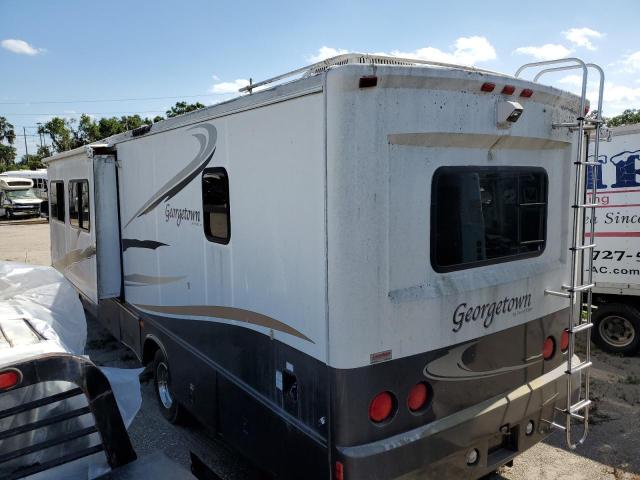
[2,218,639,479]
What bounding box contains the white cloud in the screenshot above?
[563,27,604,51]
[307,46,349,63]
[1,38,44,55]
[390,36,497,66]
[210,78,250,94]
[513,43,573,61]
[622,50,640,72]
[306,37,497,67]
[557,75,639,116]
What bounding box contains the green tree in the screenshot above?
[606,109,640,127]
[153,115,164,123]
[0,117,17,172]
[20,154,45,170]
[38,117,82,153]
[166,101,205,118]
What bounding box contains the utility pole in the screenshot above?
[23,127,29,158]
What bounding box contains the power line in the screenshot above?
[5,110,167,116]
[0,93,230,105]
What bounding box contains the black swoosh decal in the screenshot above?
[121,239,168,252]
[124,123,217,228]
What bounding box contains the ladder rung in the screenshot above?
[569,399,592,414]
[545,289,571,298]
[562,283,594,293]
[570,243,596,251]
[571,322,593,333]
[546,421,567,431]
[572,203,599,209]
[553,122,580,128]
[567,360,592,375]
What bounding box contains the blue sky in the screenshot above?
[2,0,639,159]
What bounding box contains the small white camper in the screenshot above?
[0,177,43,219]
[588,125,640,354]
[46,55,604,479]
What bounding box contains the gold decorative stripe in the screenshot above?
[388,132,570,150]
[135,303,314,343]
[124,273,185,286]
[52,245,96,271]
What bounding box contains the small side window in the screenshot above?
[49,181,65,223]
[202,168,230,244]
[68,180,90,231]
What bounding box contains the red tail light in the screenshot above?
[542,336,556,360]
[407,382,429,412]
[0,370,20,390]
[335,461,344,480]
[369,391,395,423]
[560,329,570,352]
[481,82,496,92]
[520,88,534,98]
[501,85,515,95]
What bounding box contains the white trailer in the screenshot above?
[588,125,640,354]
[45,55,604,479]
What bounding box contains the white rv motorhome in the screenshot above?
[588,125,640,354]
[1,169,49,217]
[0,177,43,219]
[46,55,604,479]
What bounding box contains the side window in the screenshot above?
[431,167,547,272]
[68,180,90,231]
[50,181,65,223]
[202,168,230,244]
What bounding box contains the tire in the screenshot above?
[153,348,184,424]
[592,302,640,355]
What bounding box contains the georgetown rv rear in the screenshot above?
[0,176,43,219]
[46,55,604,479]
[588,125,640,354]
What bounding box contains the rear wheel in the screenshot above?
[592,303,640,355]
[153,349,184,423]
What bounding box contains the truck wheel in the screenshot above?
[153,349,183,423]
[592,303,640,355]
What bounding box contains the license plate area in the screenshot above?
[487,424,519,466]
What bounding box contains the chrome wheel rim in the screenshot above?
[599,315,635,348]
[156,361,173,409]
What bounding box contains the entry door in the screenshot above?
[93,154,122,299]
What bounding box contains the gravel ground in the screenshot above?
[1,218,639,479]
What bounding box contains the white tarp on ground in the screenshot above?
[0,261,142,479]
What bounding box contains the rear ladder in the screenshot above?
[515,58,605,449]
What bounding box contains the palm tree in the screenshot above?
[0,117,17,171]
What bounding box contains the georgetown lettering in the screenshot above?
[452,294,532,333]
[164,204,201,226]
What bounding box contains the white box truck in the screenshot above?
[589,125,640,354]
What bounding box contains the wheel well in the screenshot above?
[142,338,161,366]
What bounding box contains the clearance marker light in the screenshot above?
[501,85,516,95]
[520,88,534,98]
[481,82,496,92]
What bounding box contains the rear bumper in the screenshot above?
[336,359,579,480]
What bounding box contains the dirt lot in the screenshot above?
[1,218,639,479]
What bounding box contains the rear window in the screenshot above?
[431,166,547,272]
[50,181,65,222]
